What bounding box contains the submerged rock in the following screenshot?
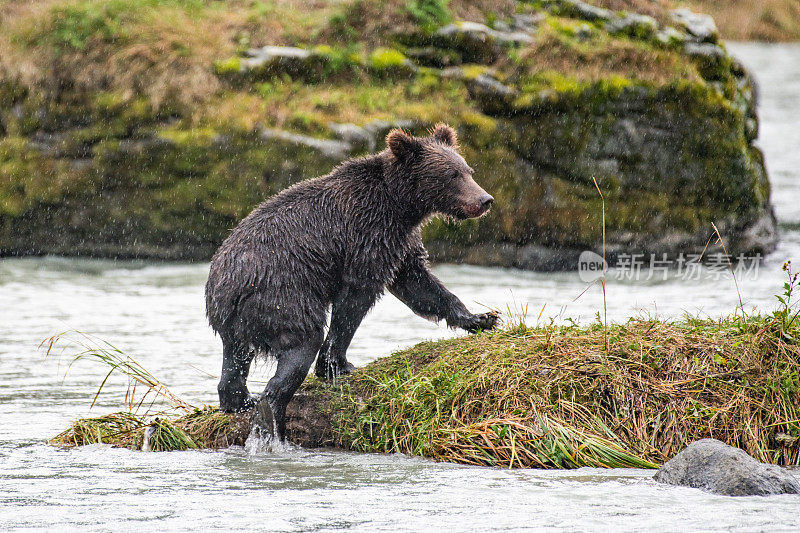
[654,439,800,496]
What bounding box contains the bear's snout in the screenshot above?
[459,193,493,218]
[456,170,494,219]
[464,193,493,217]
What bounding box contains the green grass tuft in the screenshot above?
[406,0,451,32]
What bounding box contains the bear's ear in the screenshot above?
[432,123,457,147]
[386,129,421,160]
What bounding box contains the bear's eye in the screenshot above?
[450,171,459,180]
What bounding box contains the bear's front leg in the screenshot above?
[315,285,380,380]
[388,250,500,333]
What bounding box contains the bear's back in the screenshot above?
[205,155,396,335]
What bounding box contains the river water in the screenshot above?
[1,43,799,531]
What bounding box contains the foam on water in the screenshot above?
[244,429,298,455]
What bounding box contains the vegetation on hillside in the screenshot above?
[0,0,777,262]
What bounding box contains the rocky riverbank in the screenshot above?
[0,0,779,267]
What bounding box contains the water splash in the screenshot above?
[244,424,278,454]
[141,425,157,452]
[243,396,294,454]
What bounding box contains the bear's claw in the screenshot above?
[463,311,501,333]
[315,358,356,380]
[339,361,356,375]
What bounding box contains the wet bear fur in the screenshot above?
[205,124,498,439]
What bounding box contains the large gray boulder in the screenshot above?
[654,439,800,496]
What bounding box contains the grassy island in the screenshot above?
[52,309,800,468]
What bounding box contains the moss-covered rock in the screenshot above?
[0,0,778,267]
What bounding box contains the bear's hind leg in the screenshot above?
[218,338,257,413]
[263,330,324,440]
[315,285,379,380]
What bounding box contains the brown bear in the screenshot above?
[205,124,498,439]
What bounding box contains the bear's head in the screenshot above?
[385,124,493,220]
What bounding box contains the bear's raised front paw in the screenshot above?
[462,311,500,333]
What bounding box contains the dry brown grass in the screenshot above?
[588,0,800,41]
[1,0,797,115]
[682,0,800,41]
[515,26,701,85]
[320,0,516,47]
[51,408,253,450]
[540,0,800,41]
[449,0,517,23]
[3,0,791,127]
[0,0,344,108]
[45,330,253,451]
